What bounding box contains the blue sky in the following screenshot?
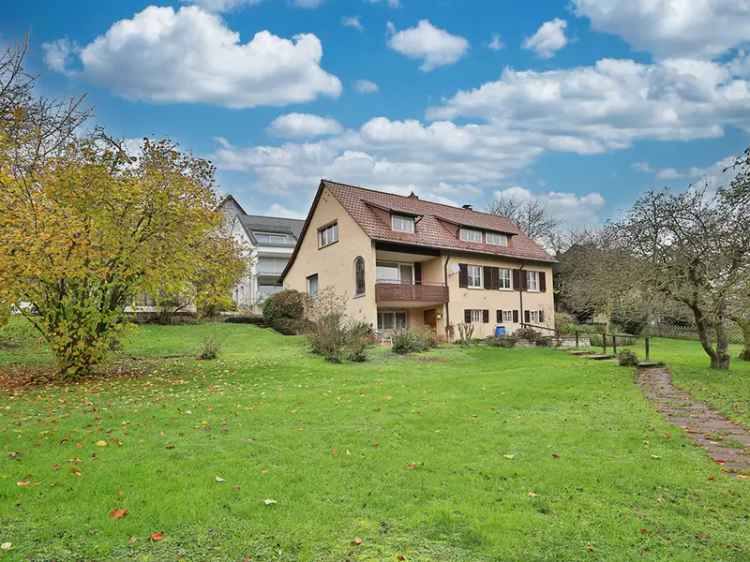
[4,0,750,226]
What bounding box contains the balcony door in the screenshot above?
[376,262,414,285]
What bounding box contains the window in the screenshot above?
[460,228,483,242]
[306,274,319,296]
[499,268,512,289]
[486,232,509,246]
[378,311,407,330]
[354,257,365,296]
[469,309,483,323]
[376,262,413,284]
[526,271,540,292]
[254,232,291,245]
[256,257,288,275]
[318,222,338,248]
[528,310,540,323]
[467,265,482,288]
[391,214,415,233]
[502,310,514,322]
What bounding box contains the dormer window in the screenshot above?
[459,228,482,243]
[391,214,415,233]
[486,232,509,247]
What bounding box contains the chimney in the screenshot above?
[462,204,473,210]
[408,191,419,199]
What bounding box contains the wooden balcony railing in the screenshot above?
[375,281,448,303]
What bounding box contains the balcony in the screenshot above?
[375,281,448,305]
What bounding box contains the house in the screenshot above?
[219,195,304,311]
[280,180,556,340]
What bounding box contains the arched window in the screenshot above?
[354,256,365,296]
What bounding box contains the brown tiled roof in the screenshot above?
[324,180,555,263]
[280,180,555,281]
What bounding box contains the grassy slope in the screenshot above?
[0,322,749,561]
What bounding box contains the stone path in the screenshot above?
[637,367,750,476]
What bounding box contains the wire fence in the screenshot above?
[643,322,744,345]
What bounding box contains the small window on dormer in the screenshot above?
[486,232,508,246]
[459,228,482,242]
[391,214,415,233]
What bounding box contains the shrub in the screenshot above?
[486,335,517,348]
[456,323,475,346]
[347,322,373,362]
[198,336,220,360]
[590,334,604,347]
[536,336,554,347]
[392,330,427,354]
[555,312,577,335]
[262,290,306,323]
[617,350,639,367]
[224,314,267,326]
[514,327,542,342]
[307,314,373,363]
[271,317,314,336]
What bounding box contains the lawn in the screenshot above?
[1,321,749,561]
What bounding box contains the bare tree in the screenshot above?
[487,196,559,244]
[617,182,750,370]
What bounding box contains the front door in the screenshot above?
[424,309,437,329]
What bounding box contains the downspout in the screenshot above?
[518,262,525,327]
[443,252,450,339]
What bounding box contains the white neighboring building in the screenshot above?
[219,195,304,312]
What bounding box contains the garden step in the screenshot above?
[588,354,615,360]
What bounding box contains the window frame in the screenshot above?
[254,231,291,245]
[377,310,408,331]
[486,232,509,247]
[469,309,483,323]
[391,214,415,233]
[354,256,366,296]
[306,274,319,297]
[502,310,514,323]
[318,222,339,248]
[528,310,540,323]
[526,270,540,292]
[498,268,512,290]
[467,264,482,289]
[459,228,483,243]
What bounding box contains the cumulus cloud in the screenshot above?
[187,0,262,12]
[428,56,750,152]
[574,0,750,59]
[387,20,469,71]
[494,186,605,227]
[267,113,343,138]
[341,16,363,31]
[43,5,341,109]
[42,38,79,75]
[634,155,739,189]
[354,79,379,94]
[522,18,568,59]
[487,34,504,51]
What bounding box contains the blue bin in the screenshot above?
[495,325,506,337]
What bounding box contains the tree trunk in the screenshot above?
[734,318,750,361]
[691,304,720,368]
[711,305,731,370]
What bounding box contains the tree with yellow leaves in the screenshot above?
[0,42,245,377]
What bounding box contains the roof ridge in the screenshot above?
[243,214,305,222]
[321,178,513,222]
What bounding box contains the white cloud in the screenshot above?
[634,155,739,188]
[267,113,343,138]
[574,0,750,60]
[187,0,262,12]
[354,79,379,94]
[429,57,750,151]
[487,34,504,51]
[42,38,79,75]
[494,186,606,227]
[522,18,568,59]
[43,5,341,109]
[263,203,305,219]
[387,20,469,71]
[341,16,363,31]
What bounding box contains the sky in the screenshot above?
[4,0,750,227]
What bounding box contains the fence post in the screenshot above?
[645,336,651,361]
[603,330,607,354]
[612,334,617,356]
[575,331,580,349]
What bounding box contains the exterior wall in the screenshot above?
[445,254,555,339]
[284,188,378,327]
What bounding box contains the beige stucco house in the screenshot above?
[280,180,556,340]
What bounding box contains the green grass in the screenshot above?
[1,320,749,561]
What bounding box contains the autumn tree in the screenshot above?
[487,196,559,245]
[617,183,750,370]
[0,42,244,376]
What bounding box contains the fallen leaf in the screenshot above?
[406,463,418,470]
[215,476,225,483]
[737,474,750,480]
[96,440,108,447]
[397,556,406,561]
[650,455,661,460]
[263,498,277,506]
[128,536,137,545]
[1,543,12,551]
[352,537,363,546]
[707,475,716,481]
[528,491,538,497]
[552,453,560,459]
[109,508,128,520]
[7,452,20,460]
[503,454,515,460]
[149,531,165,542]
[16,480,31,488]
[165,444,175,449]
[639,528,648,534]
